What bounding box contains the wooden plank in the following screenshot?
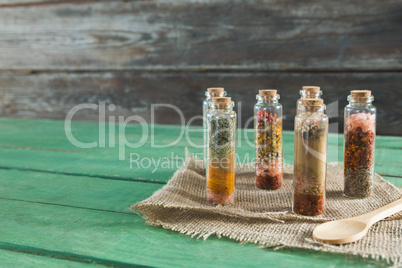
[376,135,402,149]
[382,176,402,188]
[0,0,61,5]
[0,118,400,182]
[0,72,401,135]
[0,168,162,213]
[0,198,390,267]
[0,167,396,218]
[0,1,400,71]
[1,141,398,181]
[0,249,100,267]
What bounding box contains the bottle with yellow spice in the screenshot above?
[254,89,283,190]
[206,97,237,205]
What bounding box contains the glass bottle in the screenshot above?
[206,97,237,205]
[203,88,226,168]
[343,90,376,198]
[293,99,328,216]
[254,89,283,190]
[296,86,322,114]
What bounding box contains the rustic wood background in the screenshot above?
[0,0,401,135]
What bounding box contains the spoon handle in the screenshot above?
[357,198,402,225]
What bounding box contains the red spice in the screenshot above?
[344,127,375,170]
[256,110,278,127]
[293,192,324,216]
[256,174,282,190]
[344,125,375,197]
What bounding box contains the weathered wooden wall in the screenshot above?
[0,0,401,135]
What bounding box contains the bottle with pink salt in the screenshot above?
[343,90,376,198]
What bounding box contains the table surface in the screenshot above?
[0,118,400,267]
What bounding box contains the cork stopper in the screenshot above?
[301,98,324,106]
[259,89,277,96]
[258,89,278,100]
[211,97,233,109]
[207,87,224,93]
[212,97,231,103]
[302,86,321,92]
[351,90,371,97]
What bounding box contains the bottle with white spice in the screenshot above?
[296,86,323,115]
[293,99,328,216]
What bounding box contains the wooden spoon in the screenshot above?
[313,198,402,244]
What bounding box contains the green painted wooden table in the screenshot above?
[0,118,400,267]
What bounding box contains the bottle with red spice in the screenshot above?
[203,88,226,169]
[343,90,376,198]
[293,99,328,216]
[296,86,322,114]
[254,89,283,190]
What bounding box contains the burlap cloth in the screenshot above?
[132,155,402,266]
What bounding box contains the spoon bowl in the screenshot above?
[313,219,368,244]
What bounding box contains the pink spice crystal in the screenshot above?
[207,190,234,205]
[346,112,375,133]
[256,158,282,178]
[294,173,313,193]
